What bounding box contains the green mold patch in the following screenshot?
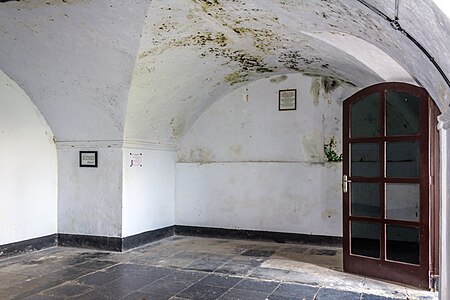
[196,0,219,5]
[190,0,281,54]
[227,51,266,71]
[231,27,280,53]
[310,75,351,105]
[279,51,323,72]
[321,76,340,93]
[222,50,275,79]
[193,0,220,14]
[223,50,275,84]
[174,32,228,47]
[224,71,247,85]
[270,75,288,83]
[171,29,276,84]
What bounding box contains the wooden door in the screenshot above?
[342,82,439,289]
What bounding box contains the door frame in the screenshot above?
[342,82,440,289]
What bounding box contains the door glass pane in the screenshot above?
[386,91,420,136]
[386,141,420,178]
[386,183,420,222]
[351,183,380,217]
[351,143,380,177]
[386,225,420,265]
[351,93,380,138]
[351,221,380,258]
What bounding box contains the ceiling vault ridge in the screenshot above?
[356,0,450,89]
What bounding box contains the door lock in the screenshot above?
[343,175,351,193]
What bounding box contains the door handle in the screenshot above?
[343,175,351,193]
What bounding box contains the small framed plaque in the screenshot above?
[79,151,98,168]
[279,89,297,111]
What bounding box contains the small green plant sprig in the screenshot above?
[324,136,343,162]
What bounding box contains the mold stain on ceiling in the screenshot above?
[125,0,392,145]
[0,0,448,144]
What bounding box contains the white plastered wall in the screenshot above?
[122,145,176,237]
[176,73,357,236]
[0,69,57,245]
[57,143,123,238]
[56,141,177,239]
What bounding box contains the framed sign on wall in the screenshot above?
[79,151,98,168]
[279,89,297,111]
[129,152,143,167]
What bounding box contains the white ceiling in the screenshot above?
[0,0,448,144]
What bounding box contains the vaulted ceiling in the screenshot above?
[0,0,448,145]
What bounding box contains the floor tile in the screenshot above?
[41,283,93,298]
[177,283,229,299]
[186,258,228,272]
[162,270,206,283]
[362,294,398,300]
[69,289,119,300]
[0,272,32,289]
[272,282,319,298]
[104,263,147,274]
[267,295,297,300]
[1,263,64,277]
[84,284,135,299]
[197,274,242,288]
[215,260,259,276]
[220,288,269,300]
[105,274,157,292]
[172,251,208,260]
[309,249,337,256]
[158,257,200,268]
[241,249,275,258]
[233,278,279,293]
[281,246,309,254]
[45,266,94,281]
[140,279,191,296]
[0,236,437,300]
[3,276,64,299]
[316,287,361,300]
[23,295,64,300]
[203,254,235,262]
[0,289,11,299]
[106,263,172,279]
[75,270,122,286]
[232,257,264,267]
[75,259,118,270]
[121,291,169,300]
[250,267,289,281]
[283,270,319,286]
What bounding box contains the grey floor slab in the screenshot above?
[272,282,319,298]
[220,288,270,300]
[197,274,242,289]
[177,283,229,299]
[0,236,438,300]
[233,278,280,293]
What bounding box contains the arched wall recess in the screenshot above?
[0,69,58,246]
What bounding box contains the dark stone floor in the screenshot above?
[0,236,436,299]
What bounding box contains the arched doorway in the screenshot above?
[342,82,440,289]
